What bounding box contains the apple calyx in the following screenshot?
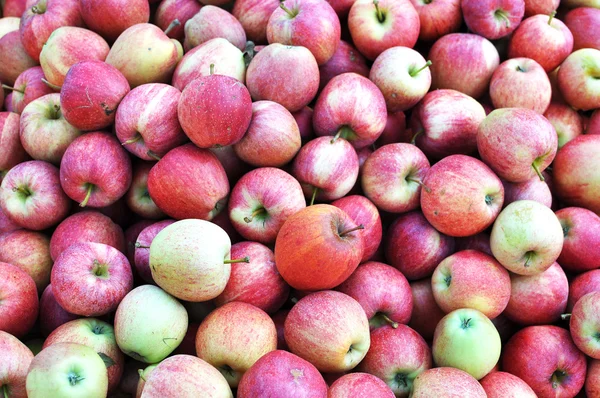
[147,151,161,161]
[373,0,386,23]
[1,84,24,93]
[409,61,433,77]
[532,161,545,181]
[338,224,365,237]
[122,134,143,146]
[548,10,557,25]
[224,256,251,264]
[279,0,299,18]
[460,317,473,329]
[494,9,510,28]
[80,184,94,208]
[244,207,266,223]
[67,372,85,386]
[310,186,319,206]
[551,369,568,389]
[135,242,150,249]
[41,78,62,91]
[92,259,109,279]
[561,313,572,320]
[163,19,181,36]
[394,373,409,389]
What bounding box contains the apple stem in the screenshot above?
[138,369,146,382]
[494,9,510,28]
[41,78,62,91]
[135,242,150,249]
[310,186,319,206]
[330,130,342,144]
[1,84,23,93]
[548,10,556,25]
[147,151,161,161]
[244,207,265,223]
[122,135,142,145]
[561,313,572,320]
[79,184,93,208]
[410,130,421,145]
[409,61,432,77]
[382,314,399,329]
[406,177,431,193]
[3,385,9,398]
[339,224,365,237]
[279,0,296,17]
[209,63,215,76]
[11,186,29,196]
[532,163,545,181]
[373,0,384,23]
[164,19,180,36]
[224,256,250,264]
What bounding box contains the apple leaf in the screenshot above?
[98,352,115,368]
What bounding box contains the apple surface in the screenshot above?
[557,48,600,111]
[411,367,486,398]
[570,291,600,359]
[39,284,80,337]
[0,330,34,398]
[0,261,38,338]
[80,0,150,42]
[479,371,537,398]
[319,40,369,92]
[184,5,246,52]
[154,0,201,42]
[409,0,462,42]
[0,229,52,292]
[569,270,600,311]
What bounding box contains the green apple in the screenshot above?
[432,308,501,380]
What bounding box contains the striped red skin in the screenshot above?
[184,6,246,52]
[502,177,552,208]
[479,372,537,398]
[568,270,600,311]
[0,112,28,174]
[80,0,149,42]
[570,291,600,358]
[587,360,600,398]
[0,31,37,86]
[10,66,55,114]
[319,41,369,93]
[409,0,462,42]
[329,373,395,398]
[0,261,39,338]
[409,279,446,341]
[461,0,524,40]
[556,207,600,273]
[154,0,202,42]
[565,7,600,52]
[125,161,165,220]
[411,368,486,398]
[232,0,279,43]
[0,330,33,398]
[0,229,52,292]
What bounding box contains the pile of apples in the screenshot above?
[1,0,600,396]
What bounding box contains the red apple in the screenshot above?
[80,0,150,42]
[39,284,80,337]
[329,373,394,397]
[0,261,38,338]
[376,111,409,146]
[565,7,600,51]
[409,0,462,42]
[503,176,552,208]
[0,31,37,86]
[557,48,600,111]
[209,145,250,185]
[569,270,600,312]
[184,5,246,51]
[479,371,537,397]
[154,0,201,42]
[3,0,28,17]
[524,0,559,16]
[133,219,175,284]
[461,0,524,40]
[0,206,20,234]
[123,220,153,266]
[408,279,445,341]
[570,291,600,359]
[556,207,600,273]
[0,330,34,398]
[7,66,54,114]
[587,359,600,398]
[319,40,369,92]
[0,112,28,177]
[544,102,584,148]
[0,229,51,292]
[124,161,164,220]
[411,368,486,398]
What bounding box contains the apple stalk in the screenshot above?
[163,19,181,36]
[1,84,23,93]
[41,78,62,91]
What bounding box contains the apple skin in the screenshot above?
[477,108,557,183]
[43,318,124,392]
[0,229,52,292]
[0,112,28,175]
[556,207,600,273]
[411,367,487,398]
[408,280,446,343]
[0,261,38,338]
[184,5,246,52]
[558,48,600,111]
[375,111,408,146]
[139,355,233,398]
[133,219,174,284]
[275,204,364,291]
[570,291,600,359]
[569,270,600,312]
[503,326,587,398]
[509,14,574,73]
[348,0,420,61]
[409,0,462,42]
[503,176,552,208]
[479,371,537,398]
[232,0,279,44]
[125,161,165,220]
[329,373,394,398]
[2,0,28,17]
[432,250,511,319]
[60,60,131,131]
[0,330,34,398]
[246,43,319,113]
[319,40,369,92]
[26,343,108,398]
[587,359,600,398]
[9,66,55,115]
[116,83,186,161]
[461,0,525,40]
[210,145,251,185]
[432,308,501,380]
[284,290,370,372]
[39,284,80,337]
[80,0,150,42]
[565,7,600,51]
[553,134,600,214]
[40,27,110,87]
[489,58,551,114]
[1,160,70,231]
[0,31,37,86]
[544,102,584,148]
[0,207,20,234]
[154,0,202,42]
[237,350,327,398]
[428,33,500,99]
[524,0,559,16]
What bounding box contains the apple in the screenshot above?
[556,207,600,273]
[409,0,462,42]
[503,325,587,397]
[80,0,150,42]
[124,220,154,266]
[411,367,486,398]
[329,373,394,397]
[374,112,408,146]
[479,371,537,397]
[0,112,28,175]
[587,359,600,398]
[210,145,251,185]
[6,66,55,114]
[125,161,165,220]
[43,318,124,392]
[2,0,28,17]
[231,0,278,44]
[39,284,80,337]
[0,31,37,86]
[544,102,584,148]
[26,343,108,398]
[0,206,20,234]
[60,60,131,131]
[271,310,289,351]
[508,13,574,73]
[433,308,501,380]
[348,0,420,61]
[558,49,600,111]
[135,364,156,398]
[0,261,38,338]
[565,7,600,51]
[319,40,369,92]
[0,229,52,292]
[503,176,552,208]
[569,270,600,312]
[275,204,364,291]
[154,0,201,42]
[184,6,246,52]
[570,291,600,359]
[524,0,559,16]
[284,290,370,372]
[1,160,70,230]
[147,143,229,220]
[60,132,132,208]
[132,219,174,284]
[461,0,524,40]
[0,330,34,398]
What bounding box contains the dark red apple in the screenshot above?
[39,284,80,337]
[133,219,175,284]
[568,270,600,311]
[461,0,525,40]
[0,261,38,338]
[80,0,150,42]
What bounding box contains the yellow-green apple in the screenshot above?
[544,102,584,148]
[59,132,132,208]
[149,219,233,302]
[228,168,305,244]
[569,270,600,312]
[40,27,110,87]
[477,108,557,182]
[553,135,600,213]
[147,144,229,220]
[331,195,382,262]
[20,93,80,164]
[292,136,359,203]
[232,0,278,43]
[502,326,587,397]
[0,261,38,338]
[0,31,37,86]
[184,6,246,51]
[313,73,387,149]
[19,0,84,62]
[432,308,501,380]
[215,242,289,313]
[569,291,600,359]
[39,284,79,336]
[479,371,537,397]
[116,83,186,160]
[565,7,600,51]
[489,58,551,113]
[461,0,524,40]
[284,290,370,372]
[385,211,455,280]
[409,0,462,42]
[0,229,51,292]
[133,219,174,283]
[524,0,559,16]
[0,207,20,234]
[154,0,201,42]
[275,205,364,291]
[348,0,419,61]
[432,250,511,319]
[408,280,445,341]
[503,176,552,208]
[0,112,28,176]
[411,367,486,398]
[51,242,133,316]
[43,318,124,392]
[178,73,252,148]
[588,360,600,398]
[558,49,600,110]
[60,61,130,131]
[491,200,563,275]
[556,207,600,273]
[504,261,568,325]
[267,0,340,65]
[172,38,245,91]
[26,343,108,398]
[80,0,149,42]
[6,66,54,114]
[0,330,33,398]
[1,160,70,230]
[233,101,301,167]
[421,155,504,237]
[246,43,319,112]
[508,13,573,73]
[138,355,233,398]
[329,373,395,398]
[115,285,188,363]
[319,41,369,92]
[358,325,431,396]
[125,161,164,219]
[0,18,21,36]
